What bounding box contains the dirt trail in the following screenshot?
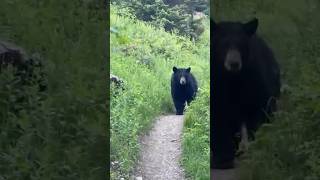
[211,159,241,180]
[134,115,185,180]
[212,169,237,180]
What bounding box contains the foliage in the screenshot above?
[182,83,210,180]
[213,0,320,179]
[110,5,209,179]
[0,1,107,179]
[111,0,209,41]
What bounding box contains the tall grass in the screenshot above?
[181,18,210,180]
[0,1,107,179]
[182,83,210,180]
[110,5,210,179]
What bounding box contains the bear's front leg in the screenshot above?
[174,100,185,115]
[237,122,249,156]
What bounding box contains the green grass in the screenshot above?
[0,1,107,179]
[212,0,320,179]
[181,15,210,180]
[110,5,209,179]
[182,83,210,180]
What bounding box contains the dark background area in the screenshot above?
[0,1,108,179]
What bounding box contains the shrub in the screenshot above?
[111,0,209,41]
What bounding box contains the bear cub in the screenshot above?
[171,66,198,115]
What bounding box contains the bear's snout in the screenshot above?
[180,76,186,85]
[224,49,242,72]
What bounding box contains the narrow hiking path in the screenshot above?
[134,115,185,180]
[212,169,237,180]
[212,160,241,180]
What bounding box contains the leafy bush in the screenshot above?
[110,5,209,179]
[213,0,320,179]
[0,1,107,179]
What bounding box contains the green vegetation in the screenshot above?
[111,0,208,40]
[182,15,210,180]
[0,1,107,179]
[182,82,210,180]
[213,0,320,179]
[110,5,209,180]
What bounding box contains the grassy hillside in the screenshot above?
[0,1,107,179]
[212,0,320,179]
[110,6,209,179]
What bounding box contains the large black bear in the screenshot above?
[171,66,198,115]
[211,18,281,169]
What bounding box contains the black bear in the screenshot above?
[171,66,198,115]
[211,18,281,169]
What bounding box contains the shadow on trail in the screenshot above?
[212,168,237,180]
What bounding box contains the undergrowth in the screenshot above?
[182,82,210,180]
[0,1,107,179]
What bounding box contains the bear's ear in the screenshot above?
[211,19,217,32]
[244,18,258,36]
[173,66,177,72]
[186,67,191,73]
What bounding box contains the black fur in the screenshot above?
[211,18,281,169]
[171,66,198,115]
